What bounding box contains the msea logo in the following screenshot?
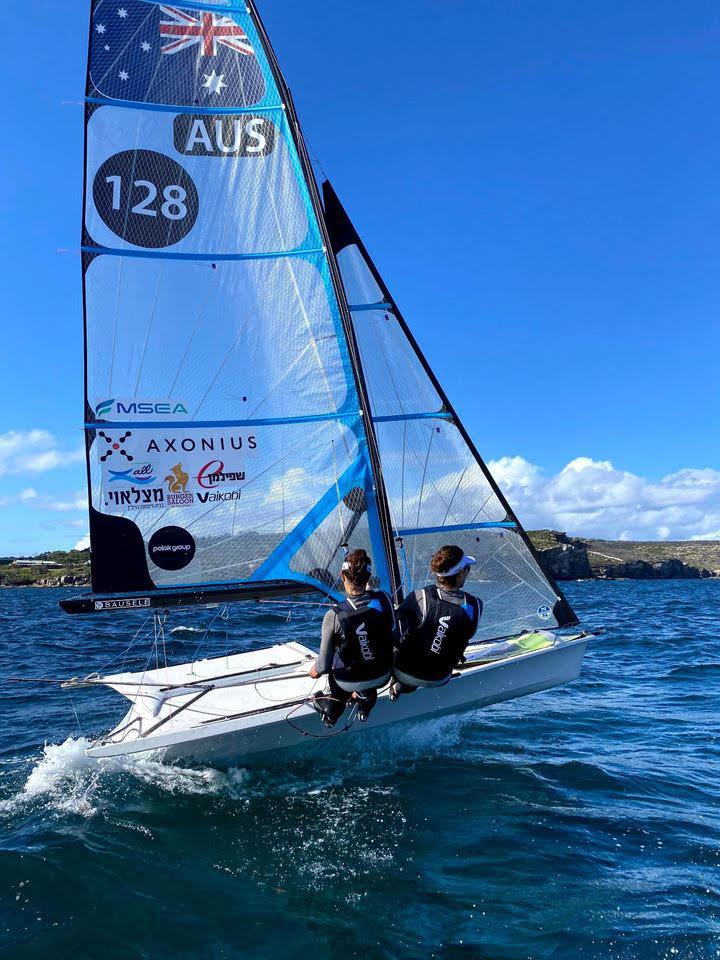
[95,398,189,418]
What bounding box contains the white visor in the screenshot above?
[342,560,371,573]
[437,554,476,578]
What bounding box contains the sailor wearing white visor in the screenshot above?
[390,545,482,700]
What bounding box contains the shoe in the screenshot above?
[389,682,400,702]
[310,694,335,727]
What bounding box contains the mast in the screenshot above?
[245,1,402,602]
[322,181,579,629]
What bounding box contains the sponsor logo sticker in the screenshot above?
[95,399,189,418]
[165,463,194,506]
[196,459,245,489]
[148,526,196,571]
[108,463,156,485]
[98,430,133,463]
[95,597,151,611]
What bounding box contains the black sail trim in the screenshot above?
[246,0,402,602]
[321,180,579,628]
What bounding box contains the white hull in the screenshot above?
[85,633,589,768]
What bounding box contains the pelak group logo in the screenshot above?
[164,463,194,507]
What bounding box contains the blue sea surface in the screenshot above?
[0,581,718,959]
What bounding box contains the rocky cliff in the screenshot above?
[528,531,718,581]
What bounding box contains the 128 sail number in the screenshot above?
[93,149,199,248]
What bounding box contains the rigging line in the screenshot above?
[441,461,471,528]
[468,487,501,525]
[330,437,345,549]
[494,554,551,605]
[132,262,167,398]
[482,581,523,607]
[401,424,467,528]
[414,424,435,530]
[190,258,285,419]
[191,604,230,660]
[165,268,219,398]
[401,419,407,529]
[245,342,316,418]
[94,612,153,675]
[167,123,280,402]
[106,257,125,396]
[102,35,162,394]
[503,531,560,593]
[370,312,411,416]
[68,688,83,736]
[175,436,322,535]
[265,159,349,448]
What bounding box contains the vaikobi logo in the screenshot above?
[95,398,189,418]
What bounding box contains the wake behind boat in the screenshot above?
[53,0,593,766]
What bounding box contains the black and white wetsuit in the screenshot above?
[394,585,482,689]
[313,591,394,723]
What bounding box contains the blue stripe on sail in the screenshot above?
[372,412,452,423]
[348,302,394,312]
[81,246,324,262]
[250,456,387,600]
[85,97,284,116]
[395,522,518,536]
[135,0,249,12]
[85,412,358,430]
[85,411,452,430]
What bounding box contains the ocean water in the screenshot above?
[0,581,718,960]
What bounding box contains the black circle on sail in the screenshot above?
[343,487,367,515]
[93,150,199,248]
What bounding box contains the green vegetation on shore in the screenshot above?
[0,550,90,587]
[528,531,719,580]
[1,534,718,587]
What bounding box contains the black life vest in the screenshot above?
[396,586,481,682]
[331,591,394,684]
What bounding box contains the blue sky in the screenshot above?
[0,0,718,554]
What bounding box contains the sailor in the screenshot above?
[390,545,482,700]
[309,549,394,726]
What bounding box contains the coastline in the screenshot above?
[1,533,718,587]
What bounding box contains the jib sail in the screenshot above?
[81,0,396,602]
[323,182,579,640]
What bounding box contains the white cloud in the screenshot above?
[74,535,90,551]
[264,467,312,504]
[0,488,87,513]
[488,456,720,540]
[0,430,84,477]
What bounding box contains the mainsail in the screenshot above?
[77,0,398,607]
[322,183,579,641]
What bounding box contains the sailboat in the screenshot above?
[59,0,591,766]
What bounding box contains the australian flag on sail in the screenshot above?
[88,1,266,107]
